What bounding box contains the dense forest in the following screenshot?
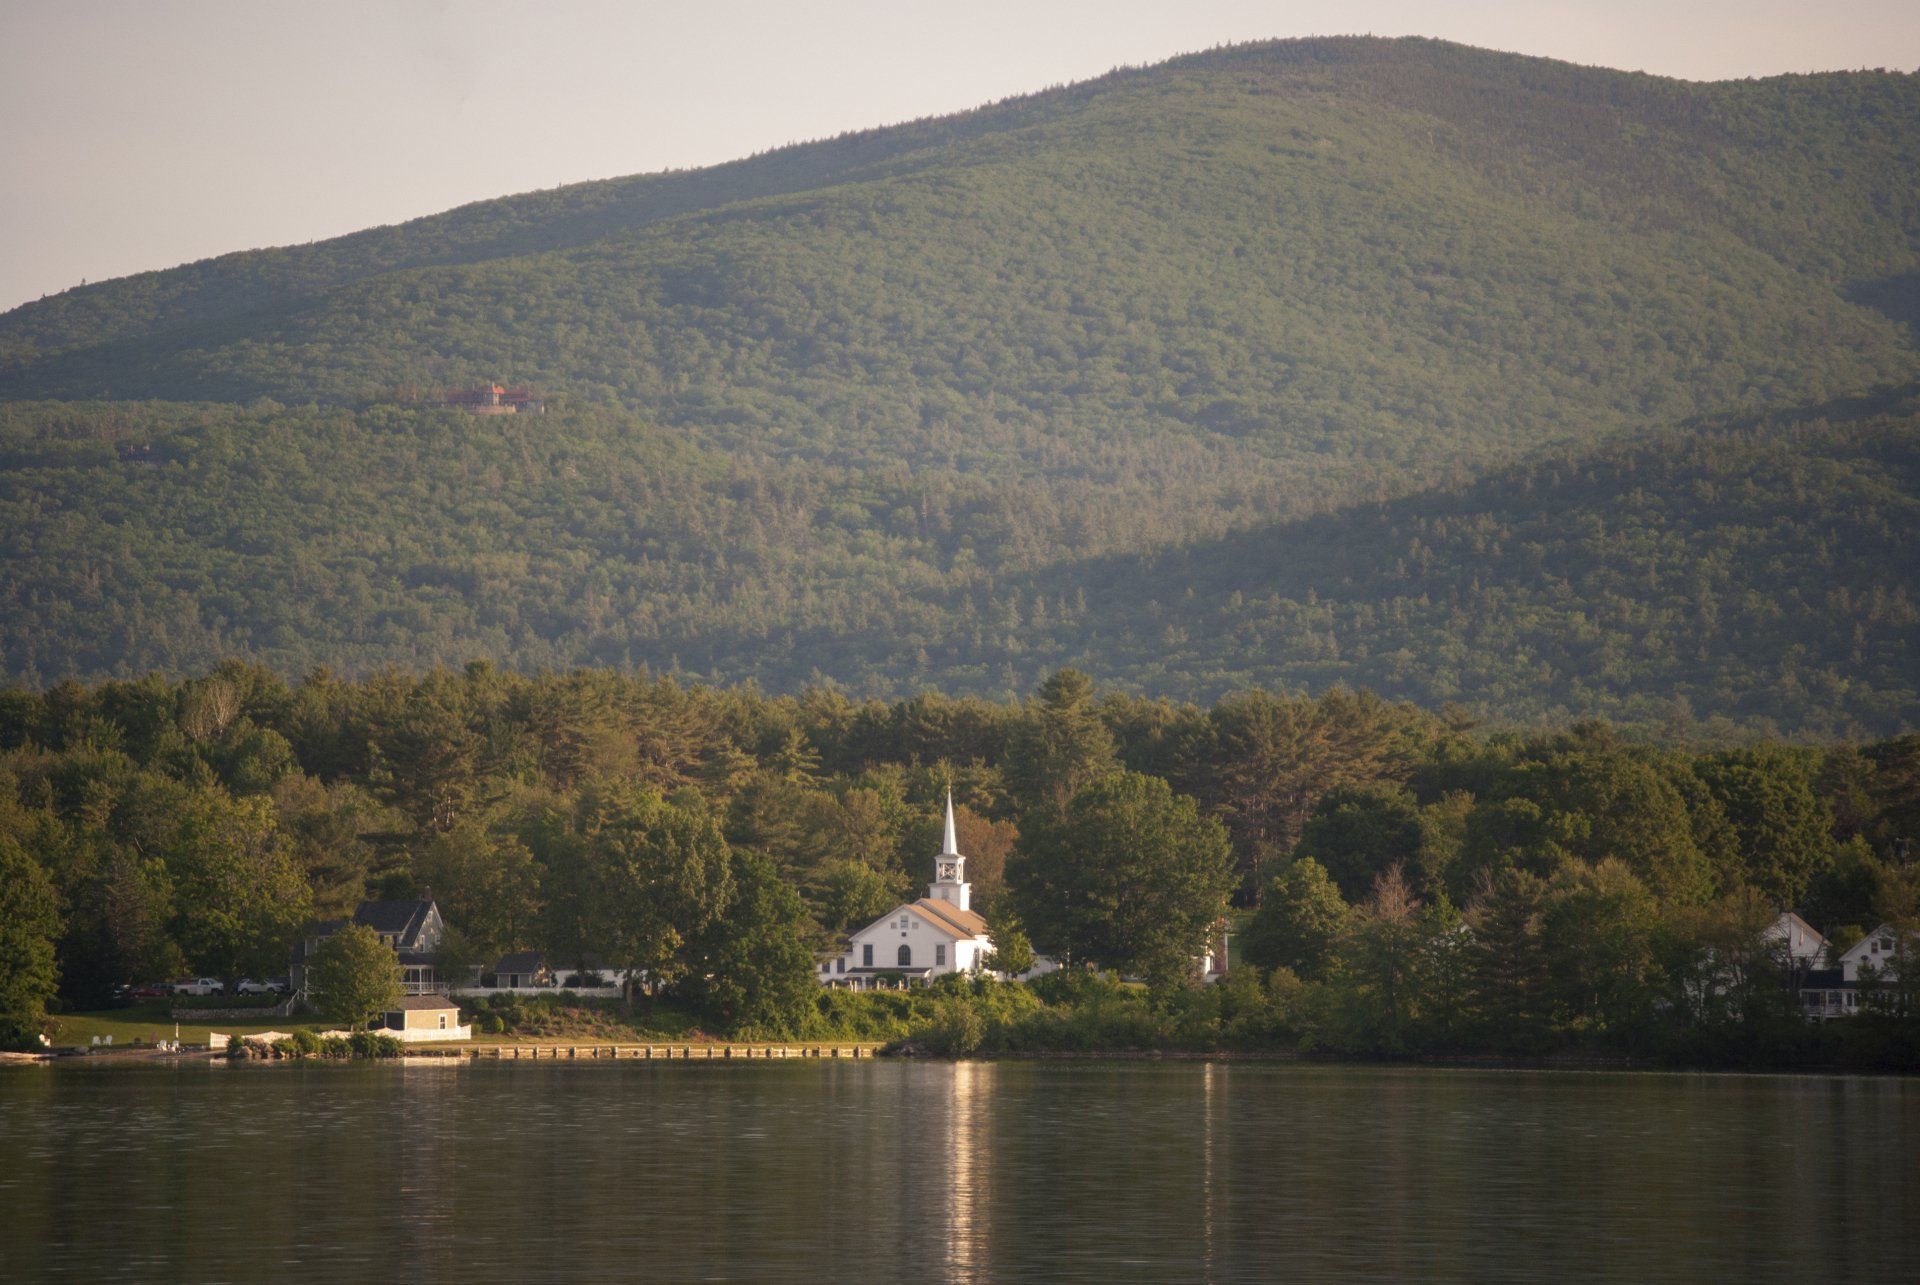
[2,390,1915,733]
[1,40,1917,731]
[2,40,1919,1057]
[1,667,1916,1065]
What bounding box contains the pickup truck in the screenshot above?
[170,977,225,997]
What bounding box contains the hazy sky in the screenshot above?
[5,0,1918,312]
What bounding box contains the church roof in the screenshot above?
[913,897,990,940]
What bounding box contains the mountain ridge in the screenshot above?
[1,36,1917,735]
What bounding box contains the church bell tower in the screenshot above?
[928,790,971,912]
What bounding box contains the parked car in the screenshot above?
[124,984,171,999]
[236,979,287,995]
[171,977,224,997]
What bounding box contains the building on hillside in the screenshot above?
[373,995,471,1042]
[443,383,544,414]
[1840,924,1907,984]
[1797,923,1909,1020]
[472,951,631,992]
[1197,917,1233,983]
[1765,911,1830,969]
[819,793,994,988]
[490,951,552,990]
[291,898,448,998]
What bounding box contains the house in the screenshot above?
[372,996,471,1043]
[820,794,994,988]
[490,950,552,990]
[1764,912,1830,969]
[291,898,448,998]
[1797,923,1909,1020]
[455,950,633,996]
[1839,924,1906,984]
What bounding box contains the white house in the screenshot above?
[820,794,994,988]
[1764,912,1830,968]
[1839,924,1905,983]
[1798,923,1909,1020]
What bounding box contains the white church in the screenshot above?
[818,793,995,988]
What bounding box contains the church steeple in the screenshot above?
[929,790,970,911]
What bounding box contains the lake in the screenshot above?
[0,1060,1912,1282]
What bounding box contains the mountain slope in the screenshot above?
[2,38,1919,734]
[4,39,1917,493]
[2,389,1915,735]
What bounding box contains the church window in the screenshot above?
[862,944,873,967]
[936,944,946,966]
[898,944,912,967]
[836,958,844,973]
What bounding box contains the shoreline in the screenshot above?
[13,1043,1914,1078]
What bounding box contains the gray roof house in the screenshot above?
[291,897,449,997]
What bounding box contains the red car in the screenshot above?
[125,985,170,999]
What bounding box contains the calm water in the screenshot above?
[0,1059,1912,1282]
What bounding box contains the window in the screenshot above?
[863,944,873,967]
[1881,938,1895,952]
[898,945,912,967]
[936,944,947,967]
[836,958,844,974]
[438,1014,448,1030]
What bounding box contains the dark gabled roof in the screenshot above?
[1800,969,1848,988]
[493,950,546,974]
[354,899,435,941]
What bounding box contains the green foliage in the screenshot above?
[1240,857,1351,980]
[679,847,819,1036]
[1,40,1918,734]
[1010,770,1235,984]
[0,663,1916,1060]
[306,924,402,1029]
[0,835,62,1048]
[980,909,1036,976]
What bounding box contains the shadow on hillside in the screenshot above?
[1846,269,1920,345]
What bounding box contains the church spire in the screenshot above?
[930,790,970,911]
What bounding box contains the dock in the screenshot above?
[399,1042,881,1061]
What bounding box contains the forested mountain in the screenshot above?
[3,389,1914,734]
[2,37,1918,734]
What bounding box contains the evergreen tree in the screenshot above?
[1469,870,1553,1052]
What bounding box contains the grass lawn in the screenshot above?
[52,1004,332,1049]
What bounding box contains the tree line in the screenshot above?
[1,663,1915,1054]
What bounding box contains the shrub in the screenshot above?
[284,1029,322,1057]
[348,1031,402,1059]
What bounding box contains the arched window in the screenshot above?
[898,944,912,967]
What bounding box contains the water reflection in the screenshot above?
[2,1063,1914,1283]
[944,1058,990,1282]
